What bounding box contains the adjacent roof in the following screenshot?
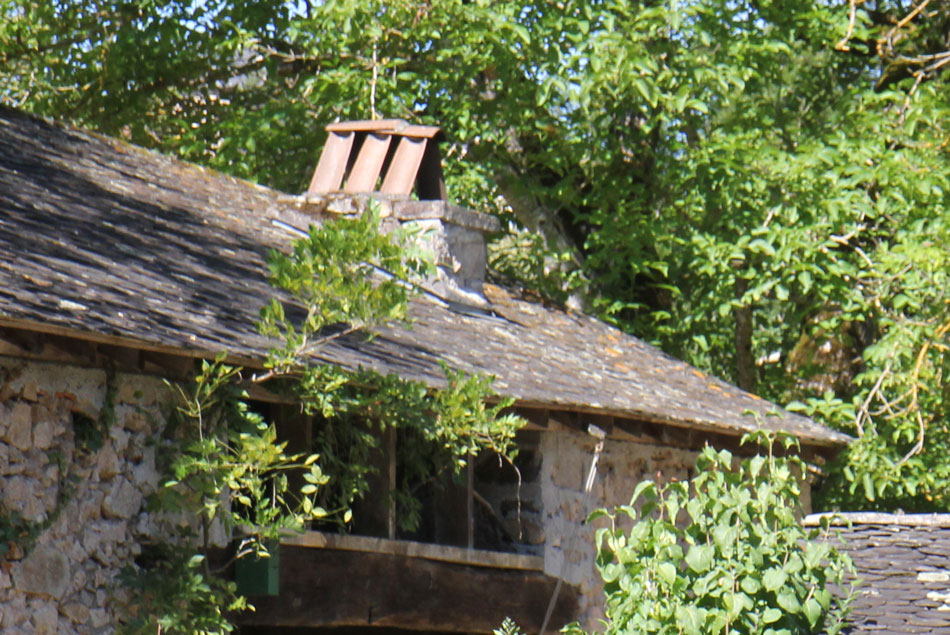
[0,106,849,447]
[805,513,950,632]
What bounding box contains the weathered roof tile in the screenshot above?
[806,513,950,632]
[0,106,849,446]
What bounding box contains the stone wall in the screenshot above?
[0,352,816,634]
[539,427,697,627]
[470,424,701,628]
[0,358,167,634]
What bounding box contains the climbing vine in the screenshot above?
[257,202,524,531]
[119,200,524,631]
[0,449,75,562]
[117,357,325,634]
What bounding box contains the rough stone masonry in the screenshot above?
[0,358,166,634]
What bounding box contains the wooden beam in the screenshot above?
[350,424,395,539]
[0,328,95,367]
[0,321,844,460]
[141,350,196,378]
[539,406,838,461]
[96,343,142,370]
[385,426,397,540]
[280,531,542,571]
[239,545,578,633]
[547,409,583,432]
[0,326,202,381]
[467,457,474,550]
[0,316,263,369]
[513,406,549,430]
[237,381,296,405]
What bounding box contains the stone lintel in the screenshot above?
[391,200,500,233]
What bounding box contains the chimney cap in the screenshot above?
[326,119,443,140]
[309,119,447,199]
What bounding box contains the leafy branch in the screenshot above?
[256,200,524,531]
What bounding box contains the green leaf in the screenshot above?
[749,238,776,257]
[763,567,787,592]
[685,545,714,573]
[675,605,705,635]
[629,480,656,505]
[803,597,822,627]
[726,591,752,620]
[804,542,830,569]
[762,607,783,624]
[777,590,802,614]
[657,562,677,586]
[602,563,623,583]
[862,472,876,501]
[740,575,761,595]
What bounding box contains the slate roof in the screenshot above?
[805,513,950,633]
[0,106,849,447]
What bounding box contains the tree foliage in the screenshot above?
[6,0,950,508]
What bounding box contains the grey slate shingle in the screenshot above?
[807,513,950,633]
[0,105,849,446]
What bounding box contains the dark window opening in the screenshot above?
[262,402,543,554]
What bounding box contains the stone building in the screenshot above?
[0,106,849,633]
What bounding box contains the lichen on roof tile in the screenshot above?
[0,105,850,447]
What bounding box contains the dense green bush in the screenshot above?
[579,432,855,635]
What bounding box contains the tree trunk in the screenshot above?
[735,276,756,394]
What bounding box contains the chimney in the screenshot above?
[289,119,499,300]
[308,119,446,199]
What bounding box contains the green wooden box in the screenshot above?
[235,541,280,596]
